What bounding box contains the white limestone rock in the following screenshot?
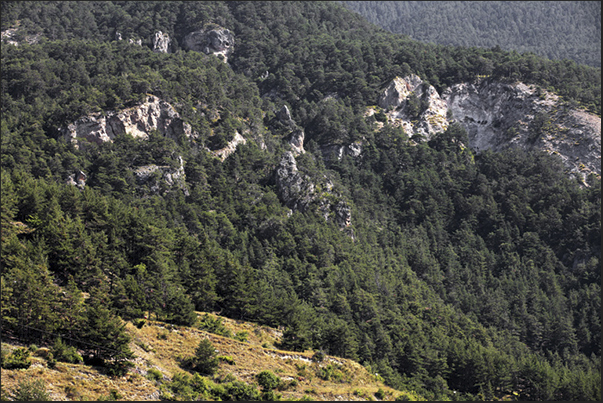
[61,95,194,149]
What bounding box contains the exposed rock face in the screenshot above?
[278,105,294,126]
[61,95,194,149]
[378,75,449,139]
[443,80,601,181]
[152,31,171,53]
[66,170,87,189]
[211,132,247,161]
[375,75,601,182]
[275,152,352,230]
[183,27,234,62]
[134,156,189,196]
[378,74,423,109]
[321,141,363,162]
[288,129,305,156]
[1,27,41,46]
[270,105,305,155]
[277,105,305,155]
[275,152,315,212]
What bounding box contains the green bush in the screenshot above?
[225,380,261,400]
[257,370,282,391]
[311,351,325,362]
[234,331,249,342]
[197,314,233,338]
[134,319,146,328]
[2,347,31,369]
[217,355,236,365]
[188,338,219,375]
[375,388,386,400]
[374,110,387,122]
[98,388,123,401]
[147,367,163,382]
[51,337,83,364]
[11,379,50,401]
[105,360,135,377]
[261,389,282,401]
[317,364,343,382]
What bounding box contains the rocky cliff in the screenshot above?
[211,131,247,161]
[443,79,601,181]
[183,26,234,62]
[152,31,171,53]
[378,74,449,139]
[376,75,601,182]
[275,152,352,231]
[134,156,189,196]
[61,95,195,149]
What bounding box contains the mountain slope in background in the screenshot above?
[342,1,602,67]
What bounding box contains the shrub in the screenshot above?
[147,367,163,382]
[105,360,135,377]
[317,364,343,382]
[225,380,261,400]
[133,319,146,328]
[311,351,325,362]
[217,355,236,365]
[257,370,281,391]
[98,388,123,401]
[168,372,196,400]
[11,380,50,401]
[234,331,249,342]
[261,389,282,401]
[2,347,31,369]
[27,344,39,353]
[51,337,83,364]
[374,110,387,122]
[375,388,386,400]
[188,338,219,375]
[197,314,233,338]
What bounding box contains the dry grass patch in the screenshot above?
[1,312,417,401]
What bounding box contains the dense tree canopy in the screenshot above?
[342,1,602,68]
[1,1,600,400]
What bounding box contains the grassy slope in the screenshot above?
[1,312,423,401]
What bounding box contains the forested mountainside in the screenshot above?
[341,1,602,68]
[1,1,601,401]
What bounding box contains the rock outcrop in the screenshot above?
[1,26,40,46]
[320,141,363,162]
[183,26,234,62]
[378,75,449,139]
[443,80,601,181]
[375,75,601,182]
[66,170,87,189]
[275,152,352,230]
[211,132,247,161]
[277,105,306,155]
[134,156,189,196]
[152,31,171,53]
[61,95,194,149]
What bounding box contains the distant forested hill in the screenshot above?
[342,1,602,67]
